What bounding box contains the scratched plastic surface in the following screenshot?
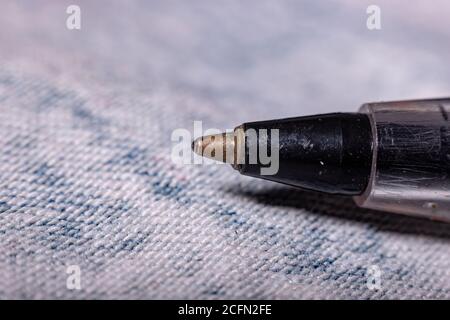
[356,99,450,221]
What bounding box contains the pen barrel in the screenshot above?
[354,98,450,221]
[236,113,373,195]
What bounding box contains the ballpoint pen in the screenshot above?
[193,98,450,222]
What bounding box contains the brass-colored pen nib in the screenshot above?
[192,132,235,163]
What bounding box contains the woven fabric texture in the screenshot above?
[1,0,450,299]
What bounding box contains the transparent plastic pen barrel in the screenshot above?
[354,98,450,221]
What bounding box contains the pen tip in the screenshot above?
[191,136,204,155]
[192,133,235,163]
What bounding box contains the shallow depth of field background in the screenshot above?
[0,0,449,299]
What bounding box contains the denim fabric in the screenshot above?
[1,0,450,299]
